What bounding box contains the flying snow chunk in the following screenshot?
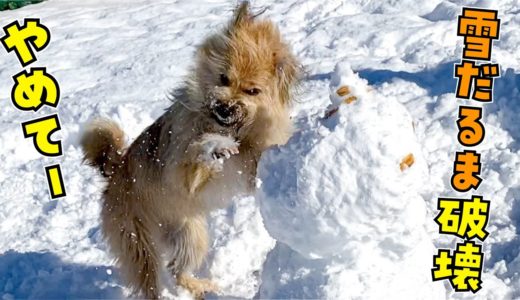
[257,62,430,260]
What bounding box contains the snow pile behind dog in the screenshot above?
[257,63,445,298]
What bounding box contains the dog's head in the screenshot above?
[188,2,300,149]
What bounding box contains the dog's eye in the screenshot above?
[220,74,230,86]
[244,88,261,96]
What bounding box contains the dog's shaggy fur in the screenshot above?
[80,2,299,299]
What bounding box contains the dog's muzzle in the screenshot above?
[210,101,244,127]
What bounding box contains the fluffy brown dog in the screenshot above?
[80,2,299,299]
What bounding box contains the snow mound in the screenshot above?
[258,62,429,259]
[423,1,460,21]
[208,196,275,298]
[257,62,444,297]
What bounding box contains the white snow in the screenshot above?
[259,63,428,260]
[0,0,519,299]
[258,63,444,298]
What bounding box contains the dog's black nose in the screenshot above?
[215,103,234,119]
[211,101,240,127]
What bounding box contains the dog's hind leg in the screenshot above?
[102,208,161,299]
[164,215,218,298]
[176,273,218,300]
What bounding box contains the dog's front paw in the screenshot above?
[196,133,239,166]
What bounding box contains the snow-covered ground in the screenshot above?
[0,0,519,299]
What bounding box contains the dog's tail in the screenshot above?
[80,118,126,177]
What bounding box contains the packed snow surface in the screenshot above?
[0,0,519,299]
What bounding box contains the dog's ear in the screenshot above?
[233,1,251,27]
[228,2,267,33]
[274,50,300,104]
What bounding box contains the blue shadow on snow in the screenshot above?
[0,251,122,299]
